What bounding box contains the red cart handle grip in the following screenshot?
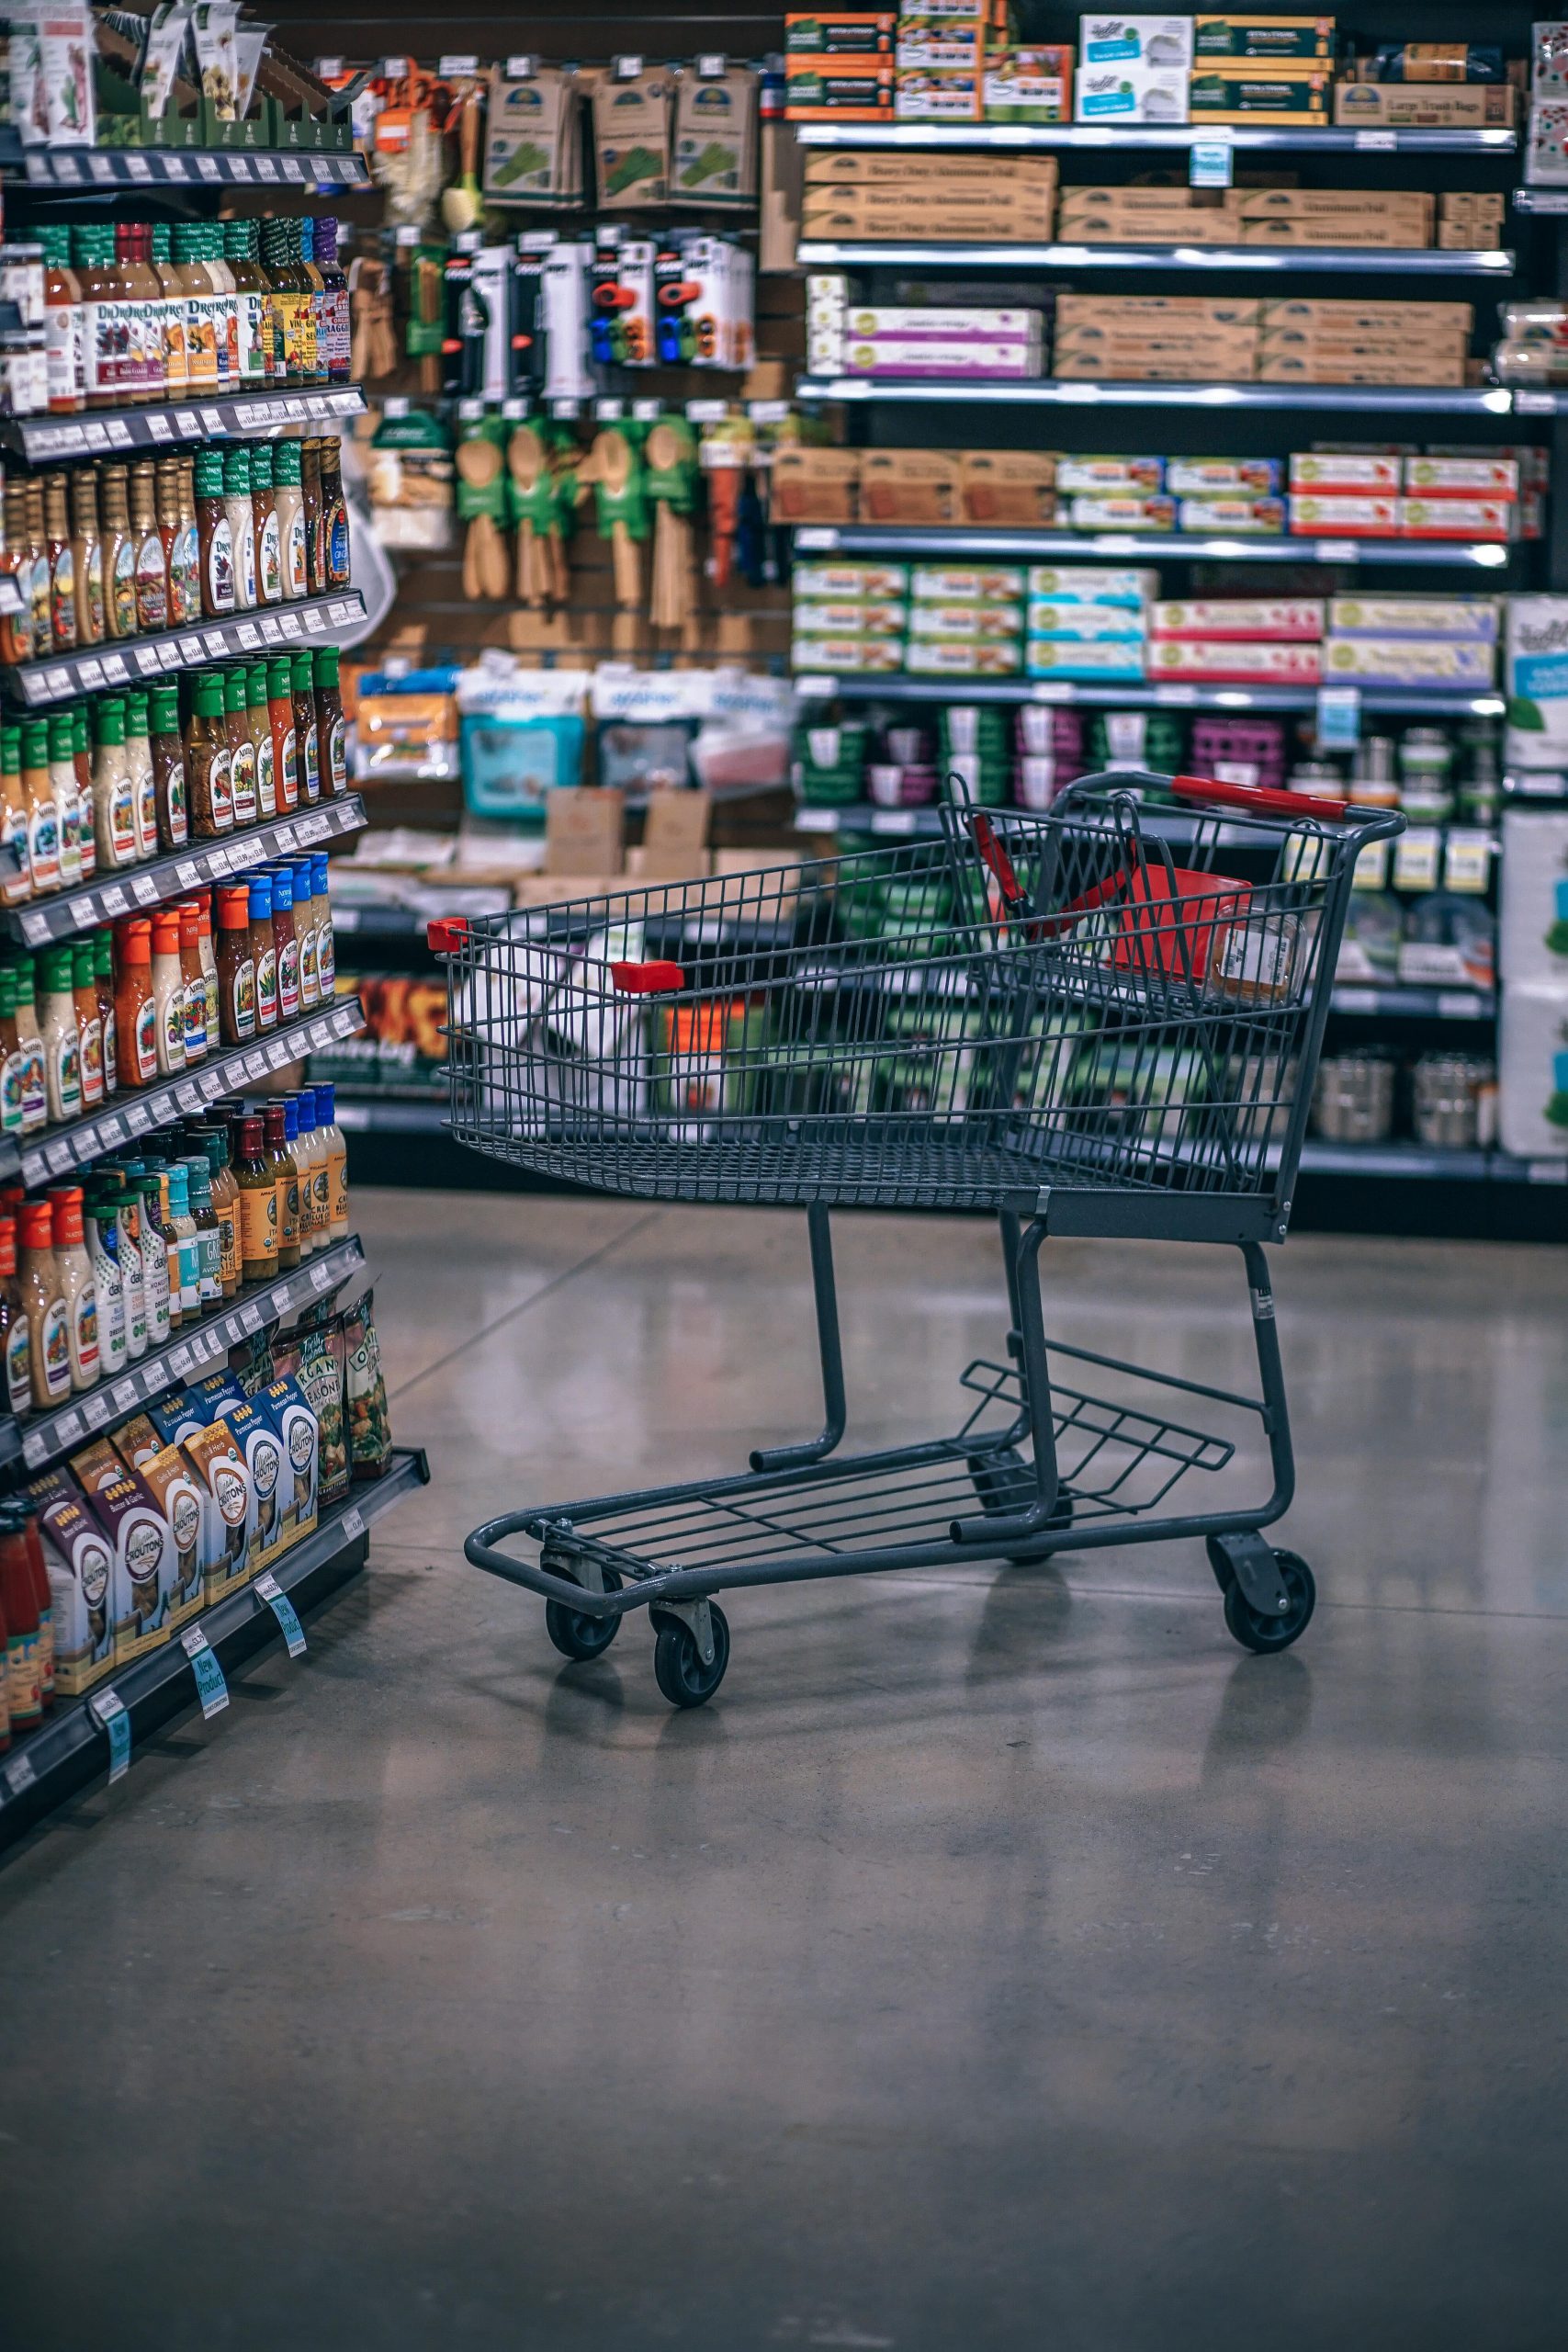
[610,959,687,994]
[426,918,470,954]
[1171,773,1351,821]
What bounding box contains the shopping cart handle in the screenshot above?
[610,959,687,994]
[1172,773,1350,820]
[426,918,471,954]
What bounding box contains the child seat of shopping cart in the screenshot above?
[431,769,1403,1708]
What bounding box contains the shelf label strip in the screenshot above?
[89,1688,131,1783]
[254,1572,307,1659]
[180,1625,230,1719]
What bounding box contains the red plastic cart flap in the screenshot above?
[610,959,687,994]
[426,918,470,954]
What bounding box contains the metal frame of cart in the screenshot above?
[435,771,1404,1707]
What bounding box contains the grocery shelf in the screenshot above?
[797,378,1517,415]
[0,1445,431,1850]
[0,993,364,1189]
[793,675,1506,718]
[1508,389,1568,415]
[0,794,366,950]
[795,122,1517,154]
[1,386,366,466]
[1328,986,1495,1021]
[333,1096,447,1134]
[793,525,1514,571]
[1514,188,1568,210]
[1300,1142,1562,1182]
[1,592,366,708]
[16,146,370,190]
[2,1234,368,1479]
[798,239,1515,277]
[330,905,435,941]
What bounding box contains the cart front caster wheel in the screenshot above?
[544,1566,623,1663]
[1223,1549,1315,1656]
[651,1603,730,1709]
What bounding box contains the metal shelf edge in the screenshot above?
[791,526,1513,570]
[797,379,1517,415]
[794,122,1517,153]
[796,240,1514,276]
[1,387,367,465]
[0,593,367,710]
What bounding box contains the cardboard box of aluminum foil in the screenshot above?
[1322,636,1497,686]
[1329,594,1499,642]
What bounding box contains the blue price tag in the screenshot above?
[254,1572,307,1660]
[180,1626,230,1719]
[90,1687,130,1783]
[1315,685,1361,750]
[1190,139,1233,190]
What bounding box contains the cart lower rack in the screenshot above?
[438,773,1402,1707]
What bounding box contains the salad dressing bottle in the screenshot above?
[0,967,26,1136]
[223,447,257,611]
[47,714,82,887]
[68,469,106,647]
[42,471,76,651]
[150,909,186,1077]
[272,441,308,601]
[50,1189,99,1393]
[130,461,169,635]
[0,724,31,906]
[150,681,188,852]
[39,945,83,1124]
[71,704,96,881]
[13,957,48,1134]
[21,719,60,896]
[99,463,138,642]
[73,940,104,1109]
[124,690,158,864]
[85,1191,127,1379]
[111,1181,148,1361]
[19,1198,69,1408]
[248,662,276,818]
[115,917,159,1090]
[91,695,137,872]
[178,899,208,1066]
[95,928,118,1097]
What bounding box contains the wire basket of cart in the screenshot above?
[431,770,1403,1708]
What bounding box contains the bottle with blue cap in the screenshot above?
[269,862,300,1022]
[316,1081,347,1239]
[293,1087,324,1256]
[249,872,278,1032]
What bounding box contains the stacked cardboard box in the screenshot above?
[1257,298,1473,387]
[1438,191,1506,249]
[895,4,998,122]
[983,43,1074,121]
[801,148,1060,243]
[1323,593,1500,689]
[1053,294,1258,381]
[843,303,1046,381]
[1147,597,1325,686]
[1056,454,1174,532]
[1287,452,1517,541]
[907,563,1025,677]
[792,556,910,675]
[1334,80,1515,127]
[1189,62,1332,122]
[1193,15,1337,61]
[785,13,897,121]
[1238,187,1434,246]
[1075,15,1194,124]
[1025,566,1156,684]
[1055,185,1240,244]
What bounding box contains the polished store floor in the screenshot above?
[3,1192,1566,2351]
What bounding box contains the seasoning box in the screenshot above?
[70,1437,132,1498]
[111,1413,166,1474]
[261,1375,320,1549]
[39,1491,117,1697]
[137,1441,209,1632]
[86,1468,179,1667]
[183,1418,256,1603]
[218,1396,288,1569]
[148,1387,212,1451]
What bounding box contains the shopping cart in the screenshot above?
[432,770,1403,1707]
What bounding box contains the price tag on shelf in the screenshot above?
[196,153,222,181]
[254,157,279,182]
[1393,827,1442,892]
[89,1688,131,1783]
[1514,390,1558,416]
[254,1571,307,1659]
[795,806,841,832]
[1354,129,1396,150]
[125,154,152,183]
[89,153,115,182]
[631,398,662,423]
[266,1035,295,1069]
[21,1430,46,1468]
[241,1300,264,1333]
[1438,990,1486,1020]
[5,1748,38,1796]
[614,54,644,78]
[134,644,164,677]
[175,860,199,890]
[175,1080,203,1113]
[144,413,173,443]
[131,873,160,905]
[124,1100,152,1135]
[1189,138,1233,188]
[1315,685,1361,750]
[236,623,260,650]
[113,1376,140,1411]
[99,883,130,917]
[169,1344,192,1376]
[18,910,50,947]
[55,1408,84,1446]
[869,808,918,834]
[180,1625,229,1719]
[100,653,130,684]
[82,1390,109,1429]
[258,614,282,644]
[1528,1159,1568,1183]
[310,1259,336,1292]
[342,1506,365,1542]
[96,1114,124,1148]
[76,659,106,692]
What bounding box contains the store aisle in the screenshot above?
[4,1192,1567,2352]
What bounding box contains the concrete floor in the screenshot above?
[2,1192,1566,2351]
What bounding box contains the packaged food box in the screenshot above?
[1240,216,1429,249]
[219,1397,291,1573]
[87,1469,179,1668]
[1025,565,1156,605]
[1500,810,1568,986]
[1147,639,1324,683]
[1025,639,1147,680]
[905,639,1022,675]
[1056,455,1165,493]
[785,57,897,118]
[1166,457,1281,494]
[910,564,1025,601]
[1288,493,1402,535]
[795,599,908,637]
[70,1437,130,1497]
[791,636,906,674]
[1194,16,1337,58]
[804,149,1058,185]
[1056,292,1258,327]
[1026,603,1149,641]
[897,23,985,69]
[1188,69,1332,121]
[1152,599,1325,642]
[1068,493,1179,530]
[772,448,861,525]
[1334,82,1516,128]
[843,340,1042,378]
[262,1375,321,1553]
[1330,594,1500,642]
[1399,497,1515,541]
[110,1413,164,1474]
[958,450,1058,526]
[39,1490,117,1697]
[794,560,909,599]
[908,602,1026,639]
[983,45,1074,122]
[845,305,1046,341]
[1261,296,1472,333]
[1291,452,1403,493]
[1263,356,1466,387]
[1076,14,1194,122]
[137,1440,209,1634]
[1175,496,1286,534]
[1498,981,1568,1159]
[1506,596,1568,769]
[1404,457,1518,499]
[296,1321,350,1510]
[1322,636,1497,686]
[861,449,963,523]
[785,12,897,53]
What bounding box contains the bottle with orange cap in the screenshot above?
[116,917,159,1088]
[18,1198,69,1408]
[216,886,255,1046]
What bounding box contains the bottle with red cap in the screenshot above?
[19,1198,69,1408]
[0,1503,42,1739]
[0,1212,29,1418]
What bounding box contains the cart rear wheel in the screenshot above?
[1223,1549,1315,1655]
[651,1603,730,1709]
[544,1565,623,1663]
